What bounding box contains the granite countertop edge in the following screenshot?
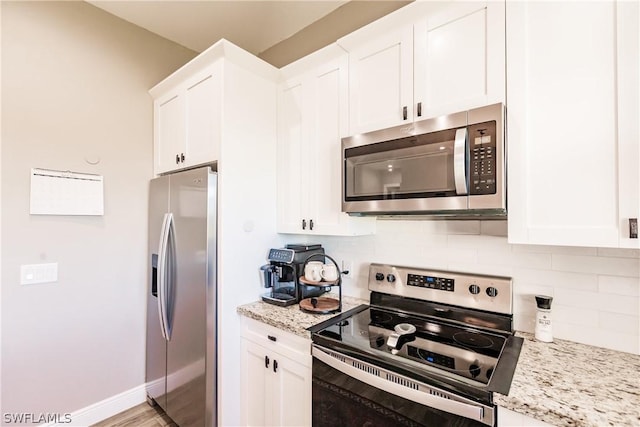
[237,295,367,339]
[237,300,640,427]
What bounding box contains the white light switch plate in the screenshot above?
[20,263,58,285]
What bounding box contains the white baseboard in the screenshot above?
[43,384,147,427]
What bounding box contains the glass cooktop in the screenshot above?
[313,306,508,386]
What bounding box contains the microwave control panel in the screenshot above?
[469,121,497,195]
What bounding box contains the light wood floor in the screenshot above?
[91,402,177,427]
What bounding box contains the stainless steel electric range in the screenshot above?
[309,263,523,427]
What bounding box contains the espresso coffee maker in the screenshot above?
[260,244,329,306]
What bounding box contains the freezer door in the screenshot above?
[165,167,215,427]
[146,175,170,410]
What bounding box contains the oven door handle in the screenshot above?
[454,128,468,195]
[313,346,490,425]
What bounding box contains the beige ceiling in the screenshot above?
[88,1,347,54]
[87,1,411,67]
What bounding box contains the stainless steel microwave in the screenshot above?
[342,103,506,218]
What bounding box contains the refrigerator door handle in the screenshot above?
[157,213,172,341]
[164,214,176,340]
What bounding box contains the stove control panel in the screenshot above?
[407,273,454,292]
[368,263,513,315]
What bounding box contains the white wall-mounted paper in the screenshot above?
[30,168,104,215]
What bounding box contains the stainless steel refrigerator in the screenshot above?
[146,166,217,427]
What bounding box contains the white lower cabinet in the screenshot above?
[498,406,554,427]
[240,317,311,427]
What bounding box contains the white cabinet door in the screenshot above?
[507,0,639,248]
[344,1,505,135]
[308,58,345,235]
[153,65,221,175]
[240,319,312,427]
[183,66,221,169]
[277,78,309,233]
[308,55,376,236]
[155,93,185,174]
[277,47,376,236]
[414,1,505,118]
[272,351,312,427]
[240,339,269,427]
[347,27,414,134]
[616,0,640,248]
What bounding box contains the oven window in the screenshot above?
[344,128,460,201]
[313,358,490,427]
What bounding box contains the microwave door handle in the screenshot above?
[454,128,468,195]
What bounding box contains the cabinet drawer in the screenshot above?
[241,316,311,367]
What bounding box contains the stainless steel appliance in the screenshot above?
[342,103,506,218]
[146,167,217,427]
[309,263,523,427]
[260,244,329,307]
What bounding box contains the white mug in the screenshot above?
[320,264,339,281]
[304,261,323,282]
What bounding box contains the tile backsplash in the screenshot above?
[308,220,640,354]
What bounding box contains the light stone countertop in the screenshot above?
[237,300,640,427]
[493,332,640,427]
[236,295,367,338]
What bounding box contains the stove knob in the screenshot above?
[387,274,396,283]
[469,284,481,295]
[375,272,385,281]
[469,364,481,378]
[486,287,499,298]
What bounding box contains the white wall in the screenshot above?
[1,1,195,421]
[0,1,4,420]
[311,220,640,354]
[217,60,280,426]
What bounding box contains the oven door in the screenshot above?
[312,345,495,427]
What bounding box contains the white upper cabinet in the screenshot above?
[150,40,277,176]
[339,1,505,135]
[184,69,222,168]
[277,76,307,232]
[344,26,414,134]
[276,45,376,236]
[507,0,639,248]
[155,92,185,174]
[153,64,222,175]
[414,1,505,119]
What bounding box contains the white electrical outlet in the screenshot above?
[342,260,354,277]
[20,263,58,285]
